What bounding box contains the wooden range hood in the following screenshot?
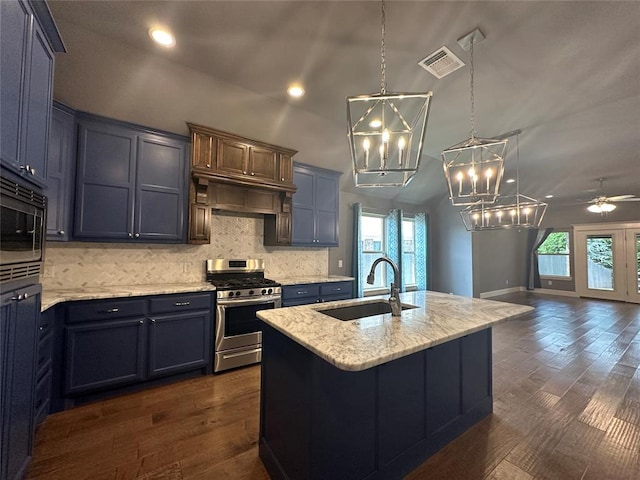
[187,123,297,245]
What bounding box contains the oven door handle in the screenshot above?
[218,296,281,307]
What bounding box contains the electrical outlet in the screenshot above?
[505,279,509,285]
[548,280,553,286]
[42,266,54,278]
[338,259,343,268]
[183,263,190,273]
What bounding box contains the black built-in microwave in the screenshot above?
[0,173,46,287]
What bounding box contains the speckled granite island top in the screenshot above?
[41,283,217,311]
[257,290,533,371]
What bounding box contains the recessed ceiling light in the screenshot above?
[287,84,305,98]
[545,194,554,199]
[149,28,176,47]
[506,178,515,184]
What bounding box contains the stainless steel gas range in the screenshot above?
[206,259,281,372]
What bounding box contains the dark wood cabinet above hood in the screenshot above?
[186,123,297,244]
[188,123,297,193]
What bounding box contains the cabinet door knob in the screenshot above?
[150,319,156,323]
[128,233,133,238]
[139,320,144,324]
[206,163,211,168]
[243,171,247,175]
[23,292,29,299]
[58,230,65,235]
[281,178,285,181]
[250,172,255,176]
[134,233,140,238]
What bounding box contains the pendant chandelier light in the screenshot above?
[442,28,507,205]
[460,132,548,231]
[347,0,433,187]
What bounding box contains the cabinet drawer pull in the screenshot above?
[174,301,191,306]
[151,319,156,323]
[331,287,342,291]
[58,230,65,235]
[134,233,140,238]
[139,320,144,324]
[101,308,119,313]
[297,291,307,295]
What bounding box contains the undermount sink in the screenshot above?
[319,301,418,321]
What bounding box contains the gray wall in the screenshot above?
[471,228,529,297]
[428,196,473,297]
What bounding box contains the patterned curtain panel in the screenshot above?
[352,203,364,298]
[386,209,404,292]
[415,213,428,290]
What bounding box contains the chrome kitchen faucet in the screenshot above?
[366,256,402,316]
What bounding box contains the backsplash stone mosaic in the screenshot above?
[42,212,328,289]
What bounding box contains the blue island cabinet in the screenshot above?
[1,284,42,480]
[74,114,189,243]
[259,324,492,480]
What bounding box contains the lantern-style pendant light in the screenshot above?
[347,0,433,187]
[442,28,507,205]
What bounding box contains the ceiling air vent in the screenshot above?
[418,46,465,79]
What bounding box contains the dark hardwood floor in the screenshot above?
[27,293,640,480]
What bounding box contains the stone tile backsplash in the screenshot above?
[42,212,328,289]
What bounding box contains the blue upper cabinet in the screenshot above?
[74,114,189,243]
[46,103,76,241]
[0,0,65,188]
[291,163,340,247]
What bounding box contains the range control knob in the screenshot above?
[267,288,273,294]
[249,290,254,295]
[236,291,242,297]
[261,289,267,295]
[228,291,234,297]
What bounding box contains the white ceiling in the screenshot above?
[48,0,640,209]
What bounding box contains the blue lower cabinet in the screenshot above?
[281,281,353,307]
[65,318,147,395]
[61,292,214,401]
[148,310,211,378]
[1,284,41,480]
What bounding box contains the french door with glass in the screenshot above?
[574,224,640,303]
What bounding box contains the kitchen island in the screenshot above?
[257,290,533,480]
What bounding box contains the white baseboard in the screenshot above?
[533,288,579,298]
[479,286,526,299]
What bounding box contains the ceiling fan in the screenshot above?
[583,178,640,213]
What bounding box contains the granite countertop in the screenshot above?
[41,283,217,311]
[257,290,534,372]
[275,275,354,286]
